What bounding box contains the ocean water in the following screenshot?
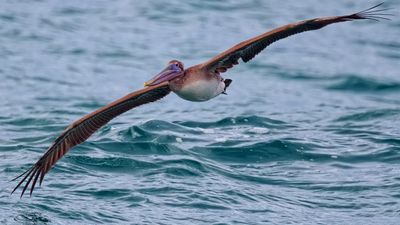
[1,0,400,224]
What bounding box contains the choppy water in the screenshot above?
[1,0,400,224]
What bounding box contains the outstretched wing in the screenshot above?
[200,3,391,74]
[12,82,171,197]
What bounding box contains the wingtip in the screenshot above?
[10,166,35,197]
[11,165,42,198]
[345,2,393,22]
[10,187,17,196]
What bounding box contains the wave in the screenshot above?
[326,75,400,92]
[177,115,293,129]
[334,108,400,122]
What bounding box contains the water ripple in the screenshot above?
[326,75,400,92]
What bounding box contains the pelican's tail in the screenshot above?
[222,79,232,95]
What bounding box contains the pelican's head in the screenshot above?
[144,60,184,86]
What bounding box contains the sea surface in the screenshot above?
[1,0,400,224]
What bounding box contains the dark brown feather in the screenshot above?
[200,3,390,73]
[12,82,170,197]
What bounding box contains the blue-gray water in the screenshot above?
[1,0,400,224]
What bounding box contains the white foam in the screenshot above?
[249,127,269,134]
[200,128,215,134]
[215,137,227,142]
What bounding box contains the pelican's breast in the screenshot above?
[172,76,225,102]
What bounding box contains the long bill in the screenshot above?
[144,65,183,86]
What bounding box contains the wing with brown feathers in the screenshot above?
[12,82,171,197]
[200,3,391,74]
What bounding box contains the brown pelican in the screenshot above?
[12,3,391,197]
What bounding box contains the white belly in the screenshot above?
[174,79,225,102]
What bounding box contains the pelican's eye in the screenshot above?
[172,63,181,71]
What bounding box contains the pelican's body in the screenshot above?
[12,3,391,197]
[170,67,227,102]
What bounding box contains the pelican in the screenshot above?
[12,3,391,197]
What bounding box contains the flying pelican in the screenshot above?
[12,3,391,197]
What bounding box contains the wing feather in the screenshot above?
[12,82,170,197]
[201,3,390,73]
